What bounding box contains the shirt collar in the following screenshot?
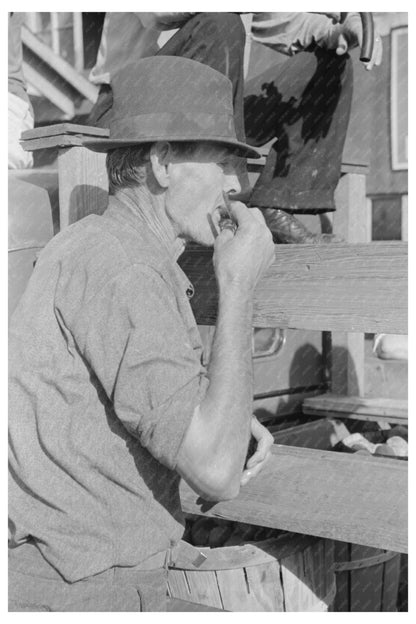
[104,196,194,299]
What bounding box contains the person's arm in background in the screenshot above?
[251,12,382,70]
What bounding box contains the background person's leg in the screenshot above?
[245,47,354,212]
[157,13,246,142]
[243,47,353,242]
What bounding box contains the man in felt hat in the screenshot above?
[9,56,275,611]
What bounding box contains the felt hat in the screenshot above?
[84,56,260,159]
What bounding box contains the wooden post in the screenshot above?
[21,124,110,230]
[331,172,368,396]
[57,146,108,228]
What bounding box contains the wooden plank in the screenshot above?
[22,123,109,141]
[245,563,284,611]
[21,135,85,152]
[331,331,365,396]
[331,172,369,396]
[182,570,223,609]
[179,243,407,334]
[22,62,74,118]
[167,569,192,603]
[333,542,350,611]
[303,394,408,423]
[180,445,407,554]
[349,544,384,612]
[22,25,99,102]
[381,554,401,611]
[57,146,108,229]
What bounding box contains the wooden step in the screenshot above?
[303,394,408,425]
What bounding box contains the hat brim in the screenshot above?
[83,136,261,159]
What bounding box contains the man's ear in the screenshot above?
[150,142,172,189]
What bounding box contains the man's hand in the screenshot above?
[240,416,274,486]
[326,13,383,71]
[213,202,274,293]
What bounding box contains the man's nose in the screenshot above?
[223,171,241,196]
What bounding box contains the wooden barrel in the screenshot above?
[333,542,402,611]
[167,533,336,612]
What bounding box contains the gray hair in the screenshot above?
[106,142,199,194]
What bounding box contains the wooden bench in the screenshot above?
[20,125,408,556]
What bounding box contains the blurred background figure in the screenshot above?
[373,333,408,360]
[8,12,34,170]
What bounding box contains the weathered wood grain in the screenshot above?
[57,146,108,229]
[21,123,109,141]
[331,172,368,396]
[178,242,407,334]
[349,544,384,612]
[303,394,408,424]
[22,27,99,102]
[180,445,407,554]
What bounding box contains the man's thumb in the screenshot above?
[336,33,348,55]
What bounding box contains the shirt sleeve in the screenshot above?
[70,263,207,470]
[251,12,344,56]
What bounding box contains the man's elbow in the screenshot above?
[183,467,242,502]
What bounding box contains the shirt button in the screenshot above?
[186,286,194,299]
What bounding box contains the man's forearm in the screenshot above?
[199,285,254,475]
[174,285,255,500]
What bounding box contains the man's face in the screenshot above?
[165,143,242,246]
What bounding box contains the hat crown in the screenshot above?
[112,56,232,119]
[84,56,260,159]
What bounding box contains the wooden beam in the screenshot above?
[303,394,408,425]
[179,242,407,334]
[22,62,74,118]
[331,172,369,396]
[180,444,407,553]
[21,124,109,141]
[57,146,108,229]
[22,24,98,102]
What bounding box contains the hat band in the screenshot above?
[110,111,236,142]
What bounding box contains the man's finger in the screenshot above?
[241,453,271,485]
[336,33,349,56]
[246,435,272,469]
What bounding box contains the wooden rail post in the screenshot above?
[331,172,369,396]
[57,146,107,229]
[21,124,109,230]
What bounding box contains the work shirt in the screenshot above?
[89,12,348,86]
[9,197,208,583]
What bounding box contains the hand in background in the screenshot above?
[334,13,383,70]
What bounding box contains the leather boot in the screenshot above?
[260,208,343,244]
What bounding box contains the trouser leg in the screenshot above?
[242,46,353,242]
[244,46,354,213]
[156,13,246,142]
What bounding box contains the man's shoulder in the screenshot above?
[50,212,168,278]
